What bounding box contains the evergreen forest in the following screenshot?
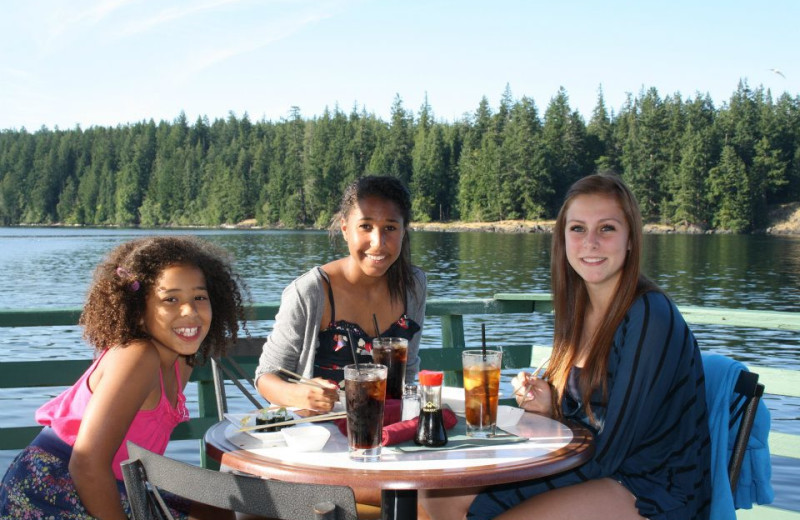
[1,81,799,233]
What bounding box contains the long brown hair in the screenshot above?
[329,175,417,303]
[548,172,659,422]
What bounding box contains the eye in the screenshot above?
[195,294,209,301]
[601,224,616,232]
[359,224,373,231]
[384,225,397,232]
[568,225,585,233]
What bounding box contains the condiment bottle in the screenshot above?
[414,370,448,447]
[402,384,421,421]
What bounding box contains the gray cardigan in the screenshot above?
[255,266,427,384]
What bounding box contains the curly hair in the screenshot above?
[79,235,249,364]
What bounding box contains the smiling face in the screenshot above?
[142,264,212,361]
[340,195,405,278]
[564,193,631,301]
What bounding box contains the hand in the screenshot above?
[511,371,553,415]
[301,378,340,412]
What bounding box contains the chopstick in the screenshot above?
[277,367,328,389]
[517,357,550,406]
[239,411,347,432]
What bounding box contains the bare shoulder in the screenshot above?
[320,259,345,280]
[89,340,160,391]
[94,340,161,386]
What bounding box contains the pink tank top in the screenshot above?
[35,349,189,480]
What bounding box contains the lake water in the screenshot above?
[1,227,798,510]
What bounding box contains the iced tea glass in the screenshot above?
[344,363,387,462]
[371,337,408,400]
[462,348,503,438]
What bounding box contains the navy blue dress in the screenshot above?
[468,291,712,519]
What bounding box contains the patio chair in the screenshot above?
[702,352,771,517]
[211,337,267,420]
[121,441,360,520]
[727,369,765,493]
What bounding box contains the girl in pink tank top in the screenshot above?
[0,236,248,520]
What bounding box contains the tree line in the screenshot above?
[1,81,798,232]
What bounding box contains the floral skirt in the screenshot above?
[0,427,189,519]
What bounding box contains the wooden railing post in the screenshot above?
[196,379,219,469]
[440,314,465,387]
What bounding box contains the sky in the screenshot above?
[1,0,798,131]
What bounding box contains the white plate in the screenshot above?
[224,411,296,444]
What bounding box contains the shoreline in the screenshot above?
[7,202,800,235]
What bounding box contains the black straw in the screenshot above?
[481,323,487,361]
[480,323,491,426]
[347,329,361,373]
[372,314,381,339]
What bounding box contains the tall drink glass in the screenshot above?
[344,363,387,462]
[462,348,502,438]
[371,337,408,400]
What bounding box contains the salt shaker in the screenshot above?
[401,384,420,421]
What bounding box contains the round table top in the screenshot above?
[204,409,594,491]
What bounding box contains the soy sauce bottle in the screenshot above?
[414,370,448,447]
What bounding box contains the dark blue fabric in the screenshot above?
[468,292,712,520]
[0,427,190,519]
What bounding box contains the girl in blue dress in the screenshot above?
[421,173,711,520]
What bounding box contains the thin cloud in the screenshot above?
[117,0,250,38]
[43,0,137,46]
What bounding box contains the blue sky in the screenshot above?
[1,0,797,131]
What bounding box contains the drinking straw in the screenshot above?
[481,323,487,361]
[372,314,381,339]
[480,323,491,426]
[347,329,361,373]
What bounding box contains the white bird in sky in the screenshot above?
[769,68,786,79]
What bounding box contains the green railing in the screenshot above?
[1,294,798,518]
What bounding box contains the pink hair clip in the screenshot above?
[115,266,140,292]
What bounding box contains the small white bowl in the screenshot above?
[497,405,525,427]
[281,425,331,452]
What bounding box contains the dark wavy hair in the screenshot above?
[548,172,660,421]
[79,235,249,364]
[329,175,417,303]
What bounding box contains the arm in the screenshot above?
[255,270,338,410]
[70,342,161,520]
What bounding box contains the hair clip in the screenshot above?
[116,266,140,292]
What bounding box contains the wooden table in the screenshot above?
[204,407,594,520]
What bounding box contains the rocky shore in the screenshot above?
[407,202,800,235]
[404,202,800,235]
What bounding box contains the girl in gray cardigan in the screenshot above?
[256,176,427,412]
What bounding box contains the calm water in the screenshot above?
[1,228,798,509]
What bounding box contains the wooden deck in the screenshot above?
[1,294,798,518]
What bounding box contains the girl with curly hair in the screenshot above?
[0,235,248,520]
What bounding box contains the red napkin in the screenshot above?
[335,400,458,446]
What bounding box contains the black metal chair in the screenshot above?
[211,338,268,420]
[728,369,765,493]
[121,441,360,520]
